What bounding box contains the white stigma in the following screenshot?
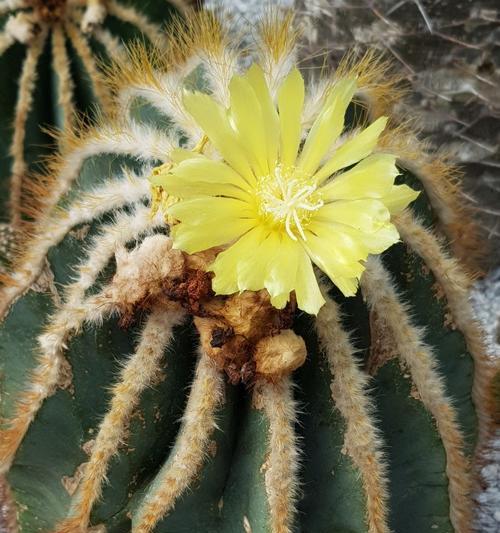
[260,166,324,241]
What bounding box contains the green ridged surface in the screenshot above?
[0,12,479,531]
[0,175,478,533]
[0,0,179,223]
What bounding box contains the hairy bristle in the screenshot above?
[103,9,229,97]
[335,49,406,118]
[133,352,224,533]
[396,210,497,447]
[316,287,390,533]
[257,9,300,96]
[361,256,472,532]
[257,376,300,533]
[258,9,299,64]
[8,28,48,228]
[379,123,485,272]
[56,307,185,532]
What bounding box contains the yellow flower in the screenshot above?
[151,65,419,314]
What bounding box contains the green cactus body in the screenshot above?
[0,9,496,533]
[0,0,181,229]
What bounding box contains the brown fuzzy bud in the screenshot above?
[105,235,185,320]
[194,316,251,383]
[254,329,307,379]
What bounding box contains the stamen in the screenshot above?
[292,210,307,241]
[258,165,323,241]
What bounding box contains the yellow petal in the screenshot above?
[168,197,254,224]
[314,199,390,233]
[157,158,251,201]
[265,235,301,307]
[169,148,205,164]
[314,116,388,184]
[361,224,400,254]
[294,248,325,315]
[320,154,398,202]
[320,221,400,256]
[183,91,254,183]
[211,227,265,295]
[298,78,357,176]
[277,67,305,168]
[235,230,298,303]
[303,233,360,298]
[171,218,255,254]
[229,74,269,175]
[235,227,276,292]
[246,64,280,170]
[305,221,368,274]
[211,227,301,309]
[383,184,420,215]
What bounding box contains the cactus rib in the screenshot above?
[9,28,48,227]
[395,210,497,447]
[0,0,169,228]
[316,289,390,533]
[0,207,162,473]
[51,25,75,135]
[0,291,116,473]
[258,377,300,533]
[106,0,167,48]
[0,169,154,318]
[63,20,112,109]
[56,306,185,532]
[361,256,471,532]
[133,352,224,533]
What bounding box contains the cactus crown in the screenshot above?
[0,7,497,533]
[0,0,178,230]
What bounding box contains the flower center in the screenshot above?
[258,166,323,241]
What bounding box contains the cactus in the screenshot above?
[0,8,497,533]
[0,0,186,230]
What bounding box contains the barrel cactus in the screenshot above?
[0,0,186,229]
[0,9,497,533]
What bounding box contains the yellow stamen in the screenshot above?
[193,134,209,154]
[258,165,323,241]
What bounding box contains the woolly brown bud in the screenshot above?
[254,329,307,379]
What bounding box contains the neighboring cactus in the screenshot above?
[0,8,497,533]
[0,0,187,230]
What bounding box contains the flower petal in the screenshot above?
[314,116,388,184]
[183,91,254,183]
[306,221,369,273]
[246,64,280,170]
[277,67,305,168]
[316,220,400,256]
[361,224,400,254]
[298,78,357,176]
[211,226,265,295]
[212,228,302,308]
[168,197,255,224]
[383,184,420,215]
[171,218,255,254]
[266,235,301,308]
[314,199,390,233]
[294,248,325,315]
[320,154,398,202]
[229,74,269,175]
[168,148,205,164]
[303,235,360,298]
[155,157,252,201]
